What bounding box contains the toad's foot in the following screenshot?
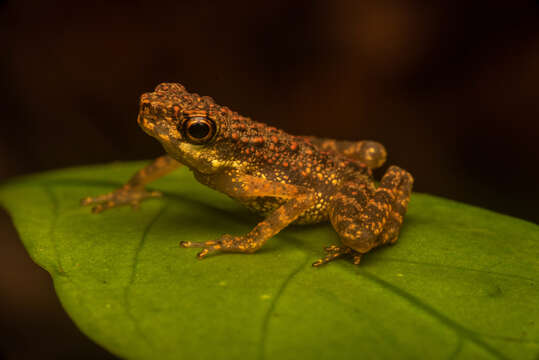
[312,245,362,267]
[180,234,261,259]
[81,187,162,214]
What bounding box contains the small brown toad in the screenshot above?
[82,83,413,266]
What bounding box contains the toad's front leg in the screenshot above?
[81,155,181,213]
[180,171,315,258]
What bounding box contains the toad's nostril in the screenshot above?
[140,101,151,113]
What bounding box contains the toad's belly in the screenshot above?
[238,195,330,225]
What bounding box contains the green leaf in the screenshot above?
[1,162,538,360]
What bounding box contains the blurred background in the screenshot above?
[1,1,538,358]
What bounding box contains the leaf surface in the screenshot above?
[1,162,538,360]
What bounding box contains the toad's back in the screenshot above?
[189,114,374,224]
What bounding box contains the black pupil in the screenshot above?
[188,120,210,139]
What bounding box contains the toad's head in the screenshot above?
[138,83,234,173]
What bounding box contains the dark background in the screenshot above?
[1,1,538,359]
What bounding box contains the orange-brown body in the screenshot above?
[82,83,413,266]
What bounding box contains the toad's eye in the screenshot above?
[182,116,216,144]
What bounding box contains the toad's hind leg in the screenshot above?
[378,167,414,246]
[315,166,413,266]
[307,137,387,169]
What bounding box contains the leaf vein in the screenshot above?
[359,270,510,360]
[42,185,65,275]
[379,258,535,283]
[258,256,310,360]
[123,204,168,352]
[447,337,464,360]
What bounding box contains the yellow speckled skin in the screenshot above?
[82,83,413,266]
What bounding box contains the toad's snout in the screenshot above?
[137,113,156,137]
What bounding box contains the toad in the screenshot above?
[82,83,414,266]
